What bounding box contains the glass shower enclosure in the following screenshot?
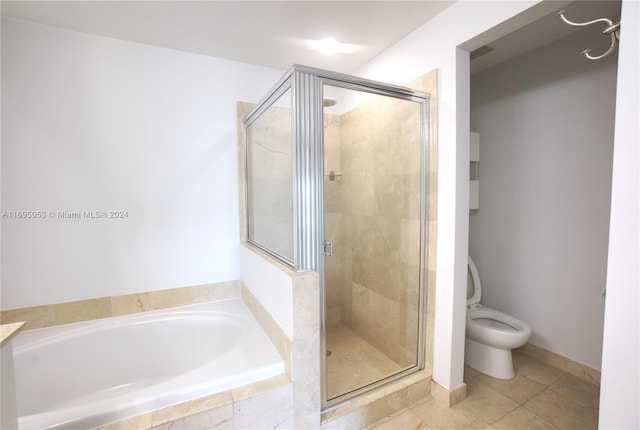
[243,65,429,407]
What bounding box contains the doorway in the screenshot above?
[467,0,620,374]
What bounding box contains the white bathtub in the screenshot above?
[13,298,285,430]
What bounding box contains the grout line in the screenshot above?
[459,361,599,429]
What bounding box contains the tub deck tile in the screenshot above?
[95,413,153,430]
[234,382,294,429]
[230,374,291,402]
[151,391,234,428]
[150,403,234,430]
[96,375,292,430]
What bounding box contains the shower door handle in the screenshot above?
[322,241,333,257]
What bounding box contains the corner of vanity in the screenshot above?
[1,321,26,430]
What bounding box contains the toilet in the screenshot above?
[465,256,532,379]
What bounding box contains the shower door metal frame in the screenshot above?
[243,75,298,268]
[243,68,324,272]
[243,64,430,410]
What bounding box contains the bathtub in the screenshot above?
[12,298,285,430]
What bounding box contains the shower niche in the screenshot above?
[243,65,429,408]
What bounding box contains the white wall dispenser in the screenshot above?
[470,132,480,210]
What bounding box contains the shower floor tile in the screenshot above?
[325,324,404,400]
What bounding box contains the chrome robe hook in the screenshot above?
[557,10,620,60]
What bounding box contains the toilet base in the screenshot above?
[465,338,515,380]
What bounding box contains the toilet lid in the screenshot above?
[467,256,481,306]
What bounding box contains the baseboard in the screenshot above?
[430,381,467,408]
[518,343,601,386]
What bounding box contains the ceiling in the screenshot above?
[0,1,454,74]
[470,0,621,74]
[1,1,622,75]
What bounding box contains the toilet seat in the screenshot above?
[467,256,482,307]
[465,256,532,349]
[468,306,526,332]
[466,305,531,349]
[473,316,517,331]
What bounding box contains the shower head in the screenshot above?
[323,97,337,107]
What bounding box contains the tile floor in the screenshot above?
[370,350,600,430]
[325,324,410,400]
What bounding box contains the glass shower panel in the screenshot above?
[246,88,294,263]
[323,84,423,402]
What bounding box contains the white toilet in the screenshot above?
[465,256,532,379]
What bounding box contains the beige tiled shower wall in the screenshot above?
[323,111,345,327]
[324,71,438,368]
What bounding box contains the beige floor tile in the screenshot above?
[411,398,489,430]
[326,324,403,399]
[326,324,357,344]
[464,365,481,382]
[492,406,559,430]
[460,378,519,424]
[475,373,547,404]
[512,353,564,386]
[549,375,600,409]
[369,409,423,430]
[523,390,598,430]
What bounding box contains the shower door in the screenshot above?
[243,65,428,408]
[321,81,427,405]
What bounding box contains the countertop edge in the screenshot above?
[1,321,26,347]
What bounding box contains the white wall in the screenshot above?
[355,0,565,390]
[356,0,638,422]
[469,28,617,370]
[1,18,283,309]
[240,246,293,339]
[599,0,640,427]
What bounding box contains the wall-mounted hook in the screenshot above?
[556,10,620,60]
